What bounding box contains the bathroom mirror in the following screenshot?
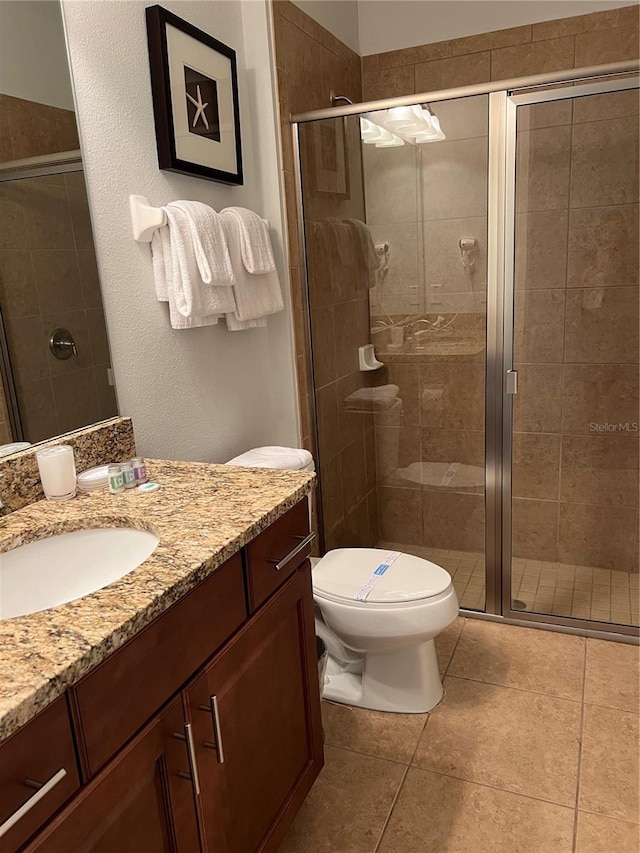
[0,0,118,451]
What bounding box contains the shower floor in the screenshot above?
[378,542,640,629]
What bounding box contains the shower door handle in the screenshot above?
[505,370,518,395]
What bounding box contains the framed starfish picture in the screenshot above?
[146,5,243,184]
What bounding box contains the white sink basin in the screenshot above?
[0,527,159,620]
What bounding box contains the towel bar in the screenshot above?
[130,195,167,242]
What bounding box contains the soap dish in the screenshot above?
[77,465,110,493]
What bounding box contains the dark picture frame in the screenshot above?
[146,5,243,185]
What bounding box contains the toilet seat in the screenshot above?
[312,548,452,606]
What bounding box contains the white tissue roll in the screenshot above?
[36,445,77,501]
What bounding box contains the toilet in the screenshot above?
[226,446,459,713]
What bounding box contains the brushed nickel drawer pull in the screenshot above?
[209,695,225,765]
[0,768,67,839]
[269,532,315,572]
[183,722,201,796]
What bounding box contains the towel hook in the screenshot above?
[130,194,167,242]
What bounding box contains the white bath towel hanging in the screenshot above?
[151,205,235,329]
[220,207,276,274]
[220,210,284,326]
[171,200,235,286]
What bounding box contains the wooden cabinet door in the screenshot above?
[24,697,201,853]
[187,563,323,853]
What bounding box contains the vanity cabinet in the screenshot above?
[8,498,321,853]
[187,565,322,853]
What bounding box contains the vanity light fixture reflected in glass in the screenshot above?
[360,105,446,147]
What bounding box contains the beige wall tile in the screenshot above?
[532,8,621,40]
[570,118,639,208]
[337,372,372,450]
[341,434,368,510]
[86,308,111,366]
[516,99,573,131]
[378,484,423,544]
[5,315,48,385]
[375,362,420,428]
[315,382,340,461]
[491,36,575,81]
[421,136,489,221]
[516,125,571,212]
[282,19,325,114]
[514,365,563,433]
[363,143,419,225]
[564,286,638,364]
[280,745,405,853]
[361,53,378,73]
[362,65,414,101]
[451,25,531,56]
[310,305,336,388]
[31,250,83,315]
[575,812,640,853]
[422,490,485,552]
[619,3,640,28]
[585,638,639,712]
[423,216,487,293]
[449,619,585,700]
[514,289,565,363]
[378,40,450,69]
[580,703,639,822]
[415,52,490,93]
[512,497,559,561]
[18,378,58,442]
[21,181,74,251]
[0,113,13,162]
[375,425,420,488]
[0,183,27,250]
[421,426,484,470]
[94,366,118,421]
[413,676,580,804]
[558,502,637,570]
[573,89,639,124]
[561,364,639,435]
[77,249,103,310]
[0,249,38,317]
[575,24,640,66]
[513,432,561,500]
[431,95,488,141]
[322,702,427,764]
[567,205,638,290]
[560,434,639,508]
[515,210,568,290]
[51,367,101,435]
[333,298,370,377]
[320,451,343,534]
[419,362,485,430]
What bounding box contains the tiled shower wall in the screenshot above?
[273,0,378,548]
[0,95,117,443]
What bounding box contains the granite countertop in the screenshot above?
[0,459,315,743]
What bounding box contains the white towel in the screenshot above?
[220,207,276,274]
[345,384,400,412]
[344,218,382,289]
[221,210,284,324]
[170,200,235,286]
[151,206,235,329]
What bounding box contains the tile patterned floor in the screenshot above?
[280,620,640,853]
[378,542,640,628]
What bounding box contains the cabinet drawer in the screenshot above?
[72,553,246,777]
[246,499,312,611]
[0,696,80,853]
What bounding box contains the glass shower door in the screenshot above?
[506,81,639,631]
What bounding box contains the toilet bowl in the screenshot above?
[313,548,458,713]
[225,447,459,713]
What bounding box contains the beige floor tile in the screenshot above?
[279,746,405,853]
[434,616,465,676]
[580,704,640,822]
[447,619,585,700]
[377,768,575,853]
[575,811,640,853]
[321,702,427,765]
[413,677,581,805]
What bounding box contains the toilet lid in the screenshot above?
[312,548,451,604]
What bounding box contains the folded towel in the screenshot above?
[170,200,235,286]
[220,207,276,274]
[151,206,235,329]
[226,446,313,470]
[221,210,284,324]
[344,218,382,289]
[224,314,267,331]
[344,384,400,411]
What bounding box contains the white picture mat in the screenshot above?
[165,24,237,174]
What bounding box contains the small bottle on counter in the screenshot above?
[132,457,148,485]
[108,464,125,494]
[121,461,137,490]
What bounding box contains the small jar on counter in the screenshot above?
[132,457,148,484]
[121,461,137,490]
[108,464,125,494]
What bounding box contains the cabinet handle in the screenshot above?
[210,695,225,765]
[269,532,315,571]
[0,768,67,839]
[174,724,201,796]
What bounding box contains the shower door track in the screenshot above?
[290,60,640,642]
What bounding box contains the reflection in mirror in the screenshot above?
[0,0,117,448]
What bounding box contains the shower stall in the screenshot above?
[292,60,639,639]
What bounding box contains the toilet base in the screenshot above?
[323,639,444,714]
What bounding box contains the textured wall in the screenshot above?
[61,0,299,463]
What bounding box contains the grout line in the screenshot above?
[571,639,588,853]
[445,673,584,705]
[373,764,410,853]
